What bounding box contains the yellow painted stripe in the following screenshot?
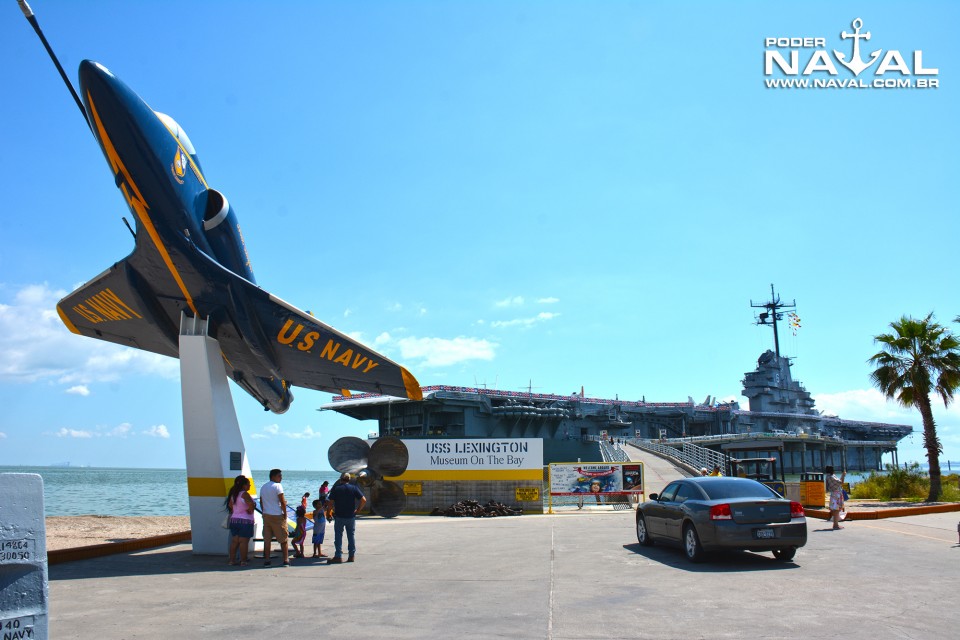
[386,469,543,481]
[86,92,199,316]
[857,522,955,543]
[57,305,81,334]
[187,477,235,497]
[401,366,422,401]
[156,119,208,188]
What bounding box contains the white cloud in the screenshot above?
[343,308,353,318]
[812,388,960,463]
[537,297,559,304]
[491,312,560,329]
[285,425,322,439]
[397,336,497,367]
[56,428,93,438]
[142,424,170,438]
[0,432,6,439]
[495,296,524,308]
[249,422,320,440]
[813,389,922,424]
[109,423,132,438]
[66,385,90,396]
[250,423,280,439]
[374,332,392,347]
[0,283,178,387]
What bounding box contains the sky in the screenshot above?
[1,1,958,470]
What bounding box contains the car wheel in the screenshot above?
[683,524,705,563]
[636,513,654,546]
[772,547,796,562]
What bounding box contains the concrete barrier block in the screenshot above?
[0,473,49,639]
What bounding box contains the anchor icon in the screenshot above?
[834,18,881,76]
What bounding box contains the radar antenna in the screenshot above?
[750,284,796,359]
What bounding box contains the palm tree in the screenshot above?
[869,313,960,502]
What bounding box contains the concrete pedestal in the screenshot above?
[179,315,254,555]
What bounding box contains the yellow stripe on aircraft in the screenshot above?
[401,366,423,401]
[56,305,80,334]
[157,120,208,188]
[86,92,199,317]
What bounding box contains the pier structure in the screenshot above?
[323,287,912,473]
[322,379,910,473]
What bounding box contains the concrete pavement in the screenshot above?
[47,450,960,639]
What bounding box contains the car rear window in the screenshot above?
[700,479,780,500]
[674,483,703,503]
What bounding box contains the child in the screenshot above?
[291,499,307,559]
[311,499,327,558]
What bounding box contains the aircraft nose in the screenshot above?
[78,59,116,102]
[77,59,160,157]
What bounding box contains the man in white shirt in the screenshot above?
[259,468,289,566]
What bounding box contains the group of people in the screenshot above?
[698,465,723,476]
[224,470,367,567]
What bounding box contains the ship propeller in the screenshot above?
[327,435,409,518]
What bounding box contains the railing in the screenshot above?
[629,439,729,473]
[657,433,899,447]
[599,440,630,463]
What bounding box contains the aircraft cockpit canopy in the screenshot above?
[155,112,197,157]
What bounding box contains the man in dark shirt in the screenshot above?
[324,472,367,563]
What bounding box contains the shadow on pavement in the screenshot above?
[623,542,801,572]
[48,545,337,581]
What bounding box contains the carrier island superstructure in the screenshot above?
[322,288,912,473]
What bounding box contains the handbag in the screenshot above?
[221,515,230,529]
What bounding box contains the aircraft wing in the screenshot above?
[198,252,422,401]
[56,245,422,402]
[227,276,422,400]
[56,256,180,358]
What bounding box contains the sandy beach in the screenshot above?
[44,515,190,551]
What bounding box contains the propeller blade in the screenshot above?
[369,436,409,477]
[327,436,370,474]
[356,467,381,487]
[370,480,406,519]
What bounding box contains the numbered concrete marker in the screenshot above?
[0,473,48,639]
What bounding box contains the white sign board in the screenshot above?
[548,462,644,496]
[402,438,543,471]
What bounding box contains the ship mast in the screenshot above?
[750,284,796,359]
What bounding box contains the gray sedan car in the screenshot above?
[635,476,807,562]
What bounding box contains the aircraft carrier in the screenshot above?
[322,288,912,473]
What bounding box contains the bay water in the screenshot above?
[6,460,958,516]
[0,466,341,516]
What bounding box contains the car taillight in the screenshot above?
[790,501,805,518]
[710,503,732,520]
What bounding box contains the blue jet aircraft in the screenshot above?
[21,2,422,413]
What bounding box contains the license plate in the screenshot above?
[755,528,775,539]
